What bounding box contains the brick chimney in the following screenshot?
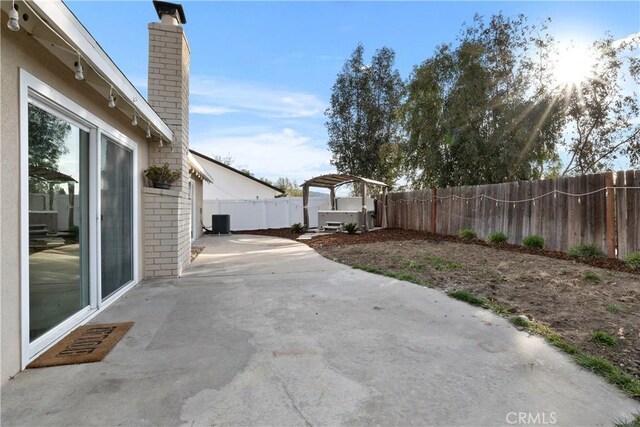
[143,1,191,277]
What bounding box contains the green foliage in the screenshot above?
[522,235,544,249]
[402,13,564,188]
[624,252,640,270]
[516,317,640,397]
[458,229,477,239]
[576,354,640,397]
[583,272,601,283]
[448,290,486,307]
[510,316,530,328]
[486,231,507,244]
[344,223,359,234]
[568,243,604,258]
[430,257,463,271]
[290,223,304,234]
[145,163,181,185]
[591,331,617,347]
[606,304,622,314]
[560,34,640,174]
[614,412,640,427]
[326,44,404,187]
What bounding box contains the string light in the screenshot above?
[11,0,172,146]
[158,138,164,148]
[108,87,116,108]
[131,110,138,126]
[7,0,19,32]
[74,52,84,80]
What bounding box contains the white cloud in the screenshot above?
[191,76,326,118]
[190,105,238,115]
[191,127,334,184]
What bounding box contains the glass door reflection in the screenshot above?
[28,103,89,341]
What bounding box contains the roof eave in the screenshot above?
[29,0,173,142]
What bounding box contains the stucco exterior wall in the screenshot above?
[196,156,282,200]
[1,15,151,384]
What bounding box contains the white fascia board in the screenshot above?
[30,0,173,142]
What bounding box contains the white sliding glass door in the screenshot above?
[21,71,138,366]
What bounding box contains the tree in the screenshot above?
[274,177,303,196]
[402,14,565,188]
[212,154,234,166]
[28,105,71,194]
[560,34,640,175]
[325,44,404,187]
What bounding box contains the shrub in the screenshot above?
[344,223,359,234]
[591,331,617,347]
[568,243,604,258]
[624,252,640,269]
[290,223,304,234]
[522,235,544,249]
[486,231,507,244]
[458,229,477,239]
[144,163,181,185]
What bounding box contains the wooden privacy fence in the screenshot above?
[385,170,640,259]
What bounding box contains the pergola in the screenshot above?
[301,174,388,231]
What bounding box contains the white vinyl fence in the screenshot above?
[202,197,330,231]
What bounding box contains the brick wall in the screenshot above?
[144,19,191,278]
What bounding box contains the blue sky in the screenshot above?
[67,1,640,185]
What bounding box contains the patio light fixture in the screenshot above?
[108,87,116,108]
[74,53,84,80]
[7,0,20,31]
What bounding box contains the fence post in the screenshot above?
[431,188,437,234]
[605,171,617,258]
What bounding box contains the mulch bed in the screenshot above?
[237,228,639,275]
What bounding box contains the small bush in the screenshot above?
[458,229,477,239]
[624,252,640,270]
[583,272,601,283]
[290,223,304,234]
[522,235,544,249]
[568,243,604,258]
[591,331,617,347]
[486,231,507,244]
[448,290,485,307]
[344,223,359,234]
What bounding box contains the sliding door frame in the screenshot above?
[19,69,139,368]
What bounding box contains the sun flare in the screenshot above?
[552,43,596,87]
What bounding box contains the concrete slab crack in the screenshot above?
[280,381,313,427]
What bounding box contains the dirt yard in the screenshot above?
[239,228,640,383]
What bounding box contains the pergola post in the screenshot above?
[302,183,309,230]
[381,186,388,229]
[329,187,335,210]
[361,181,368,232]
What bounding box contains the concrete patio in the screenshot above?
[1,235,639,426]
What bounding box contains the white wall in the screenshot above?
[203,197,330,230]
[194,155,282,200]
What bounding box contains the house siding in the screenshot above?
[1,14,150,384]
